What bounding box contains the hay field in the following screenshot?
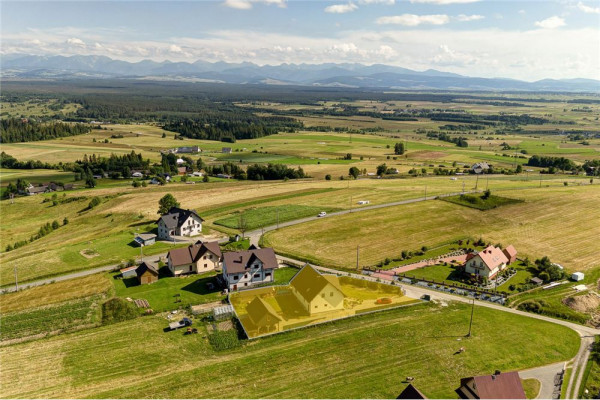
[264,185,600,272]
[0,302,579,399]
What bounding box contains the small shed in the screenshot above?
[213,304,234,321]
[530,277,543,285]
[120,266,137,278]
[222,147,232,154]
[136,262,159,285]
[134,233,157,247]
[571,272,584,281]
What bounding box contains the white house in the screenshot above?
[464,245,510,280]
[221,248,278,291]
[167,241,222,276]
[131,171,143,178]
[157,207,203,240]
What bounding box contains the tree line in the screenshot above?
[0,118,92,143]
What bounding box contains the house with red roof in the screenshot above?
[464,245,514,280]
[456,370,526,399]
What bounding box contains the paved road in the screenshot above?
[568,335,596,398]
[520,362,565,399]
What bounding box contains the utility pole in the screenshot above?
[475,174,479,190]
[14,266,18,291]
[466,297,475,337]
[350,195,353,213]
[462,181,465,194]
[486,177,489,191]
[140,243,144,262]
[356,245,360,271]
[539,173,542,188]
[276,208,279,229]
[424,185,427,200]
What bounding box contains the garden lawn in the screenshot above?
[522,379,541,399]
[214,205,341,230]
[0,302,580,399]
[112,272,225,312]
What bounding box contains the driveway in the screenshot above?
[520,362,565,399]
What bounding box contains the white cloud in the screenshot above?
[325,3,358,13]
[432,44,479,66]
[223,0,286,9]
[518,9,526,15]
[223,0,252,9]
[535,16,566,29]
[65,37,85,47]
[359,0,394,4]
[455,14,484,22]
[409,0,480,4]
[377,14,449,26]
[577,1,600,14]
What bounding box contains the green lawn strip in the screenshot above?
[65,303,580,399]
[521,378,541,399]
[441,193,524,211]
[562,367,573,399]
[200,187,338,218]
[378,238,479,270]
[214,204,342,230]
[111,271,225,313]
[580,337,600,399]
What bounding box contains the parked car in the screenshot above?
[317,211,327,217]
[169,317,192,331]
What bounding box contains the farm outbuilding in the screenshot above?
[134,233,156,247]
[213,304,234,321]
[571,272,584,281]
[120,266,137,279]
[136,262,159,285]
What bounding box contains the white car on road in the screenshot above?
[317,211,327,217]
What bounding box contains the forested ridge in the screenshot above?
[0,118,92,143]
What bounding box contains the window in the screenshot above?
[321,293,325,298]
[265,272,271,277]
[244,282,248,287]
[233,275,239,280]
[204,264,208,268]
[254,274,260,279]
[330,292,334,297]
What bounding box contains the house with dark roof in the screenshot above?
[167,241,222,276]
[464,245,511,280]
[470,162,491,174]
[245,296,282,334]
[289,264,345,316]
[221,248,278,291]
[397,384,428,399]
[157,207,204,240]
[455,371,526,399]
[136,262,159,285]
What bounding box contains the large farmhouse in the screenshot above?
[464,245,516,280]
[221,248,278,291]
[289,264,345,315]
[157,207,203,240]
[167,241,222,276]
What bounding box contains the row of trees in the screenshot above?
[0,118,91,143]
[5,219,68,252]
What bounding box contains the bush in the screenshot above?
[88,196,101,210]
[102,298,139,325]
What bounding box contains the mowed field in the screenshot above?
[0,302,579,399]
[264,184,600,273]
[1,173,589,285]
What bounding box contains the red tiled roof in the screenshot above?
[475,245,509,271]
[471,371,525,399]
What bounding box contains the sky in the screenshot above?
[1,0,599,81]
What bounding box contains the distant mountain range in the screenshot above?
[2,54,599,92]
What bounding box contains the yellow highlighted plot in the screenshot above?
[230,265,419,338]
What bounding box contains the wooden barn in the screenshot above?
[136,262,159,285]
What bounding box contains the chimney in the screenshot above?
[494,370,501,376]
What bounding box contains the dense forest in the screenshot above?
[526,155,577,172]
[74,151,150,177]
[0,118,92,143]
[162,115,301,142]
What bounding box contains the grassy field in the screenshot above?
[0,301,580,398]
[522,378,541,399]
[442,193,523,211]
[0,273,112,313]
[0,295,103,342]
[214,204,341,230]
[112,271,225,313]
[264,185,600,273]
